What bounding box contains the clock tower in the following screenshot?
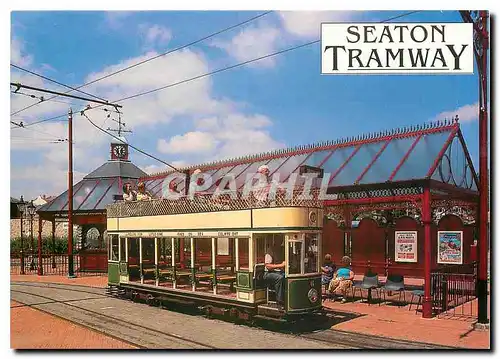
[110,137,129,161]
[106,113,131,162]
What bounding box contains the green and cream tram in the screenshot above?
[106,196,323,321]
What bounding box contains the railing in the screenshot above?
[107,187,324,218]
[431,262,477,318]
[10,252,107,277]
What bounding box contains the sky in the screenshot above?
[10,10,483,200]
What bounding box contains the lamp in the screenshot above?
[16,196,26,275]
[27,200,36,270]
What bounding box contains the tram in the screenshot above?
[106,192,323,321]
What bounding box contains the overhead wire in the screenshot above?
[21,10,421,129]
[9,11,272,117]
[80,109,179,171]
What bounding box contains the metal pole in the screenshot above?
[37,216,43,275]
[422,187,432,318]
[477,10,489,324]
[52,219,56,268]
[68,108,75,278]
[20,212,25,275]
[29,214,34,270]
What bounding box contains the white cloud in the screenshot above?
[104,11,132,29]
[278,11,352,39]
[212,25,282,67]
[11,37,33,67]
[139,24,172,48]
[433,102,479,123]
[158,131,218,154]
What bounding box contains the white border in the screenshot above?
[437,230,464,265]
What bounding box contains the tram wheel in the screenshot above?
[131,291,139,302]
[146,294,155,306]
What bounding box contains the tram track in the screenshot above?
[11,286,216,349]
[11,282,458,349]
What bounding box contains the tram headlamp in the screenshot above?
[307,288,319,304]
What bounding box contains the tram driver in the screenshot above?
[264,243,285,307]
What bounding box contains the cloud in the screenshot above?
[104,11,132,30]
[158,131,218,154]
[278,11,352,39]
[11,37,33,67]
[433,102,479,123]
[211,24,282,67]
[157,113,283,161]
[139,24,172,49]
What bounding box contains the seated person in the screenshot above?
[263,246,285,307]
[328,256,354,303]
[122,183,136,201]
[136,182,152,201]
[321,254,335,286]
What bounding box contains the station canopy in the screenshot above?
[142,120,479,199]
[38,159,147,214]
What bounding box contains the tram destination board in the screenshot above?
[115,231,250,238]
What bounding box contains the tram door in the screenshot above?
[119,236,128,283]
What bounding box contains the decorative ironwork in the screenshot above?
[431,199,477,225]
[107,188,323,218]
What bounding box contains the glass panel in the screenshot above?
[238,238,249,271]
[255,234,266,264]
[255,233,285,264]
[119,237,126,262]
[63,180,99,210]
[92,180,119,209]
[45,181,84,211]
[332,142,384,186]
[85,227,100,249]
[321,146,355,182]
[305,233,319,273]
[275,154,309,183]
[217,238,229,255]
[110,234,118,261]
[79,179,115,210]
[206,165,238,192]
[394,131,451,181]
[288,241,302,275]
[360,137,416,184]
[235,160,271,189]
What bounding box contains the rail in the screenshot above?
[107,188,324,218]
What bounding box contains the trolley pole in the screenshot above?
[68,108,75,278]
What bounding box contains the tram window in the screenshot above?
[217,238,229,255]
[157,238,172,267]
[142,238,155,264]
[195,238,212,272]
[256,233,285,264]
[119,237,126,262]
[305,233,319,273]
[128,238,139,265]
[288,240,302,275]
[238,238,249,271]
[255,234,266,264]
[110,234,118,261]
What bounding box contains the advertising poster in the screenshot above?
[437,231,463,265]
[395,231,418,263]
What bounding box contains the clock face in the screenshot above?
[113,145,127,159]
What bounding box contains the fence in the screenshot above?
[431,262,477,319]
[10,252,106,277]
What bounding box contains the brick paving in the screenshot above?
[10,274,108,288]
[10,300,136,349]
[322,297,490,349]
[10,274,490,349]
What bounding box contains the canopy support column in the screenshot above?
[51,219,56,268]
[422,187,432,318]
[37,216,43,275]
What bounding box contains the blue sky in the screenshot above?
[10,10,483,199]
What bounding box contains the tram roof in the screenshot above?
[142,120,479,197]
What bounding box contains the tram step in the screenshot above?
[253,314,287,323]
